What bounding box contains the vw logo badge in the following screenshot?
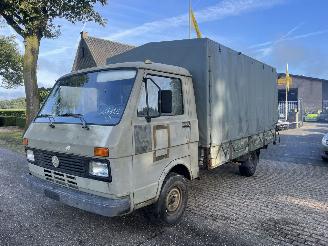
[52,156,60,168]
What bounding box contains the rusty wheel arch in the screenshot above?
[169,164,192,180]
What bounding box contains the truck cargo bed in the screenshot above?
[108,38,277,167]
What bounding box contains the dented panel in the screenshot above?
[208,129,276,169]
[134,125,152,154]
[153,125,170,162]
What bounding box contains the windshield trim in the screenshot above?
[34,67,138,127]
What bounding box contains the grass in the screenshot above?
[0,127,25,153]
[0,109,25,111]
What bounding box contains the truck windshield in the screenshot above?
[35,69,136,126]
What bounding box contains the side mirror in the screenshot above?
[145,115,152,123]
[160,90,172,114]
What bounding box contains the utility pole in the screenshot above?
[285,63,289,121]
[189,0,191,39]
[277,63,292,122]
[285,72,288,121]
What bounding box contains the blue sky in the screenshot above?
[1,0,328,99]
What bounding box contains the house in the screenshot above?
[278,73,328,113]
[72,31,135,71]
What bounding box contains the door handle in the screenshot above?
[182,121,191,128]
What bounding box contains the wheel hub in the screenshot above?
[166,187,181,213]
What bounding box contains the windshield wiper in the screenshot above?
[37,114,56,128]
[58,113,90,130]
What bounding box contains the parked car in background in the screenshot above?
[304,112,318,122]
[318,111,328,122]
[276,120,289,131]
[321,133,328,161]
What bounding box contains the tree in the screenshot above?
[38,86,51,104]
[0,35,23,88]
[0,0,107,125]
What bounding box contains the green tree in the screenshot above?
[0,35,23,88]
[0,0,107,125]
[38,86,51,104]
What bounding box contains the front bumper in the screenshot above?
[322,150,328,159]
[321,143,328,160]
[24,174,131,217]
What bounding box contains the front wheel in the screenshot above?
[239,151,259,177]
[144,172,188,225]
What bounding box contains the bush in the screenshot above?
[0,116,17,126]
[0,116,25,127]
[0,109,26,117]
[16,117,26,128]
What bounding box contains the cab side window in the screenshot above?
[137,75,184,117]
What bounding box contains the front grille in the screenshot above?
[33,149,88,177]
[44,168,78,189]
[29,148,112,182]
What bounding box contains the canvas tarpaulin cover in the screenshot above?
[108,38,278,147]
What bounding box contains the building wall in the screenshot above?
[322,82,328,101]
[278,76,322,113]
[72,39,97,71]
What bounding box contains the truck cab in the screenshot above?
[24,61,199,224]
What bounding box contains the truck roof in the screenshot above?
[59,61,191,81]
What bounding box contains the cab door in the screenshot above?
[132,70,191,205]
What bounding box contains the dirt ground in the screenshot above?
[0,123,327,245]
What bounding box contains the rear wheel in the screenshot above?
[239,151,259,177]
[144,172,188,225]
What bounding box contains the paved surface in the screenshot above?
[0,123,328,245]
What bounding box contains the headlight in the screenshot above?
[89,161,109,177]
[322,135,328,145]
[26,149,35,162]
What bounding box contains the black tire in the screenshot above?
[144,172,188,225]
[239,151,259,177]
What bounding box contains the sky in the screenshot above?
[1,0,328,99]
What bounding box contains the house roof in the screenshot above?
[72,32,135,71]
[85,36,135,66]
[278,73,328,83]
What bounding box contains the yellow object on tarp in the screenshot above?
[277,64,292,91]
[190,7,202,38]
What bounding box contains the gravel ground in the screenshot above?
[0,123,327,245]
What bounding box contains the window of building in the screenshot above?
[81,46,85,58]
[278,88,298,101]
[137,75,184,117]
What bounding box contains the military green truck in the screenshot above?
[24,38,277,224]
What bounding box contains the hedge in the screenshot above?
[0,116,16,126]
[0,109,26,117]
[0,116,26,128]
[16,118,26,128]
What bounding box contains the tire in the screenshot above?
[239,151,259,177]
[144,172,188,225]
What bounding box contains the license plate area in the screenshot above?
[44,189,60,201]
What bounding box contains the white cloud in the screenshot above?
[0,86,25,100]
[285,29,328,41]
[249,22,304,49]
[105,0,285,41]
[39,46,72,57]
[248,23,328,59]
[37,68,61,88]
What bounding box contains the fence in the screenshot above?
[278,100,304,123]
[278,101,298,119]
[323,100,328,110]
